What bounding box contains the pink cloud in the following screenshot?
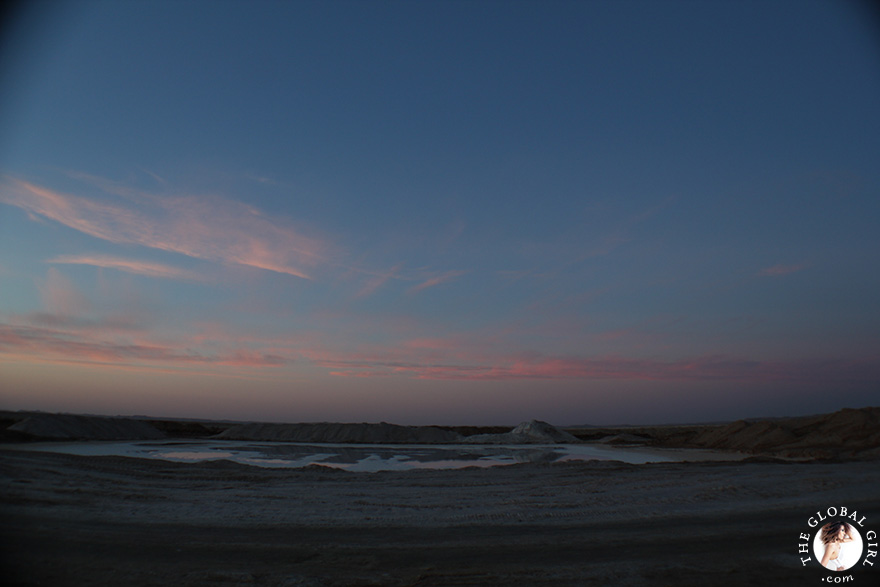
[48,254,199,281]
[402,337,459,350]
[1,176,324,279]
[303,339,880,384]
[215,349,288,367]
[327,369,399,378]
[758,263,808,277]
[0,321,291,370]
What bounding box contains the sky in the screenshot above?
[1,0,878,425]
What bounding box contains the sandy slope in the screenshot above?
[570,406,880,460]
[2,449,879,586]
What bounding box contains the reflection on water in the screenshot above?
[158,450,235,461]
[10,440,737,471]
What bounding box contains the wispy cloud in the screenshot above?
[758,263,808,277]
[1,176,324,279]
[48,254,199,281]
[0,321,289,369]
[22,312,142,333]
[354,264,403,298]
[407,270,467,295]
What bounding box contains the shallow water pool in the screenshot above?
[7,440,742,471]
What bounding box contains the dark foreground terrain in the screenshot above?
[2,449,878,586]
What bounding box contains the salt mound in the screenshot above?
[464,420,580,444]
[215,422,462,444]
[512,420,581,443]
[9,414,165,440]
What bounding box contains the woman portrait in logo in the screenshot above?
[819,521,855,571]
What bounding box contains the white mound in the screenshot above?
[215,422,463,444]
[512,420,581,442]
[9,414,165,440]
[463,420,580,444]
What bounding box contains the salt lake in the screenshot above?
[7,440,743,471]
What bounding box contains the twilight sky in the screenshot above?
[1,0,878,425]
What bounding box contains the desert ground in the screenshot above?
[2,409,879,586]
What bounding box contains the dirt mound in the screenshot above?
[8,414,166,441]
[692,420,798,452]
[214,422,462,444]
[464,420,580,444]
[595,433,652,445]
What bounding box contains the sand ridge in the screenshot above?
[569,406,880,460]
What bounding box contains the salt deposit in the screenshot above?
[463,420,581,444]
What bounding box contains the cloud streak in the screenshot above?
[305,342,880,384]
[407,270,467,294]
[48,254,199,281]
[0,322,289,369]
[354,264,403,298]
[6,309,876,387]
[1,176,324,278]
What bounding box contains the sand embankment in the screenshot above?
[574,407,880,460]
[692,406,880,459]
